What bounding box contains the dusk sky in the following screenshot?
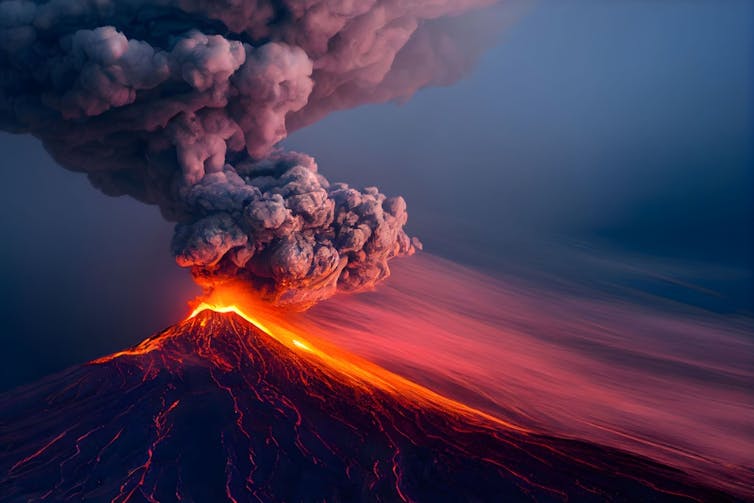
[0,0,751,391]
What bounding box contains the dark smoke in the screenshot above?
[0,0,495,307]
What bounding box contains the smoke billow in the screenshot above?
[0,0,495,307]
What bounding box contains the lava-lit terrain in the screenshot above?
[0,309,737,502]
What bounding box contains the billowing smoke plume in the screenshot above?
[0,0,495,307]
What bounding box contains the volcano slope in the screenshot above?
[0,309,737,502]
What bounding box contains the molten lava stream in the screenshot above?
[0,293,739,502]
[185,300,529,434]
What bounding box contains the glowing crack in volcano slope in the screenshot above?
[99,301,528,435]
[0,306,738,502]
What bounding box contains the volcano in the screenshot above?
[0,308,737,502]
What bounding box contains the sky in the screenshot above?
[0,0,751,391]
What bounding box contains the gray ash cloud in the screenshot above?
[0,0,493,307]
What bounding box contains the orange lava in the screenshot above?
[12,285,735,502]
[94,292,528,435]
[185,300,530,435]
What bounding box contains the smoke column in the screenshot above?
[256,254,751,498]
[0,0,498,307]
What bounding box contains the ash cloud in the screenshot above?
[0,0,495,308]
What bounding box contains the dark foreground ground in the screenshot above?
[0,310,739,502]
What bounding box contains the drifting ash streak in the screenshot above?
[0,305,739,502]
[286,254,754,500]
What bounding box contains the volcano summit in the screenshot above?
[0,308,736,502]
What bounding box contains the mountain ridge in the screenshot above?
[0,309,738,502]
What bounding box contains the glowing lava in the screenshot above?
[187,300,529,434]
[0,303,737,502]
[189,303,274,336]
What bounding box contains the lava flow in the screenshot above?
[0,305,739,502]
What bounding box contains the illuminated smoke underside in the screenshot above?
[0,0,495,307]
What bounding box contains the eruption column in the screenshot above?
[0,0,497,307]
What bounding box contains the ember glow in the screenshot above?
[78,254,752,499]
[189,303,275,336]
[2,306,732,501]
[186,297,531,434]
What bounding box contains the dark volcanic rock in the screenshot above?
[0,311,737,502]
